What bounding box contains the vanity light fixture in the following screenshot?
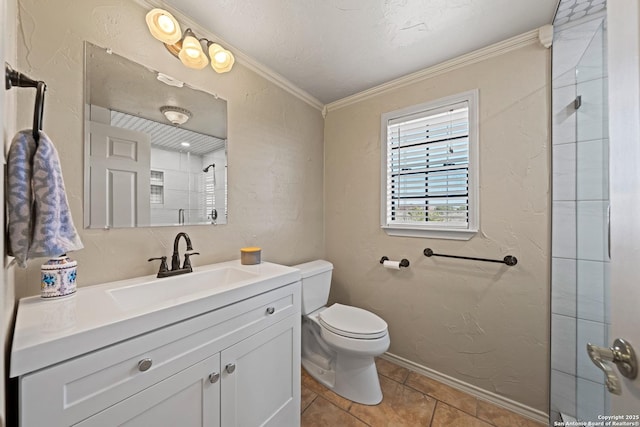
[160,106,192,125]
[145,8,235,74]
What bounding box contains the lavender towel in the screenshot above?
[7,130,83,267]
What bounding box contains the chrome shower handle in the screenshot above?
[587,343,622,394]
[587,338,638,395]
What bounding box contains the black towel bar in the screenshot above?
[423,248,517,266]
[5,63,47,142]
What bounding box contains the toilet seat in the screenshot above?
[318,303,388,340]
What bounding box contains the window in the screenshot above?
[150,170,164,204]
[381,90,479,240]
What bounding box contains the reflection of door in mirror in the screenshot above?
[87,117,151,227]
[83,42,228,228]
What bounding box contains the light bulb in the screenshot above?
[213,51,229,64]
[145,9,181,44]
[181,35,200,52]
[179,33,209,69]
[208,43,235,73]
[185,47,201,59]
[157,15,175,33]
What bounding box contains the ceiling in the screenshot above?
[164,0,559,105]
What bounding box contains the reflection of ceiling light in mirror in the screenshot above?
[157,73,184,87]
[160,106,192,125]
[181,142,190,147]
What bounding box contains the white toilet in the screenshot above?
[294,260,390,405]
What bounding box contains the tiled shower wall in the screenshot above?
[551,14,610,422]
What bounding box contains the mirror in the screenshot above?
[83,42,227,228]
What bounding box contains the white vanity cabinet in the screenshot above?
[221,316,299,426]
[16,280,301,427]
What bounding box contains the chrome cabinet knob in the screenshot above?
[225,363,236,374]
[208,372,220,383]
[266,307,275,315]
[138,358,153,372]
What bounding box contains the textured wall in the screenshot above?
[324,43,550,411]
[13,0,325,297]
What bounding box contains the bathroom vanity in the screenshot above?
[10,261,301,426]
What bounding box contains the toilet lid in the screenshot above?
[318,303,388,339]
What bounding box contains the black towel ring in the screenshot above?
[33,81,46,142]
[5,63,47,143]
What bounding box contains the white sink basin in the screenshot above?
[108,266,260,311]
[11,260,301,378]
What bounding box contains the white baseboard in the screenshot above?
[381,352,549,425]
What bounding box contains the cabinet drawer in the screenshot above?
[75,354,221,427]
[20,282,300,427]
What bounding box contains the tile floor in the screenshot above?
[300,358,547,427]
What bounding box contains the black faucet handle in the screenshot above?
[148,256,169,276]
[183,252,200,270]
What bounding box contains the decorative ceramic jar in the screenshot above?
[41,255,77,299]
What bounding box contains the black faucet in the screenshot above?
[148,232,200,278]
[171,232,194,270]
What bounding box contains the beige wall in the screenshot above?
[324,43,550,411]
[12,0,325,298]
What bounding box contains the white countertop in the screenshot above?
[10,260,301,378]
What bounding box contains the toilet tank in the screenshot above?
[293,260,333,315]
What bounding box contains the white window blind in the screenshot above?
[381,90,478,239]
[204,167,216,221]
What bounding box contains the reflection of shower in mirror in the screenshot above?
[203,163,216,187]
[203,163,217,224]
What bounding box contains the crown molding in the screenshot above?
[538,24,554,48]
[133,0,325,111]
[325,28,542,112]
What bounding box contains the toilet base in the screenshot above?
[302,358,335,389]
[303,354,383,405]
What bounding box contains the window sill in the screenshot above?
[381,225,477,241]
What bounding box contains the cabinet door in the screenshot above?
[76,353,221,427]
[221,316,301,427]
